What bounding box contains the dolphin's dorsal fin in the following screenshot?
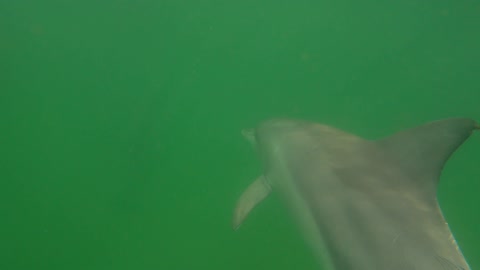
[232,175,271,230]
[377,118,478,193]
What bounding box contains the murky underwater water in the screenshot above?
[2,0,479,269]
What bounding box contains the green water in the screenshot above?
[2,0,479,269]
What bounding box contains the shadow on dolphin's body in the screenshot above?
[233,118,478,270]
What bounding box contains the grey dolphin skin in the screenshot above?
[232,118,479,270]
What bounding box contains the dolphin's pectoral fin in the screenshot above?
[232,175,271,230]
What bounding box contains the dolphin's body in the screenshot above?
[233,118,478,270]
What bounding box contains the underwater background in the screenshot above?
[2,0,479,269]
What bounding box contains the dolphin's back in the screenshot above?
[233,118,477,270]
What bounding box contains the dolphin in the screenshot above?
[232,118,478,270]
